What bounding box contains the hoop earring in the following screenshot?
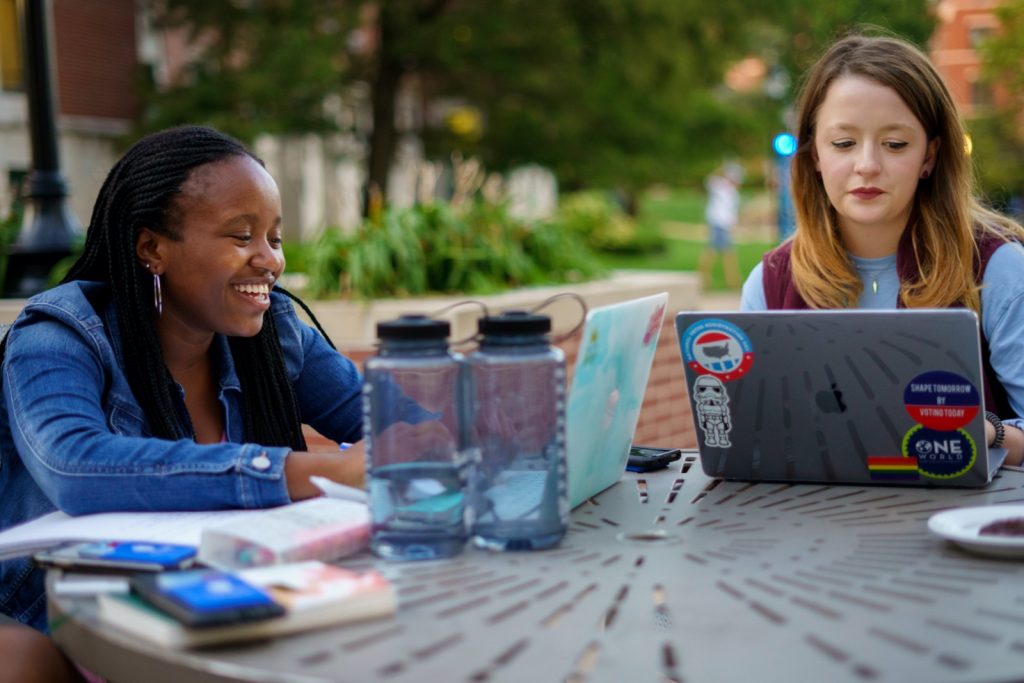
[153,273,163,316]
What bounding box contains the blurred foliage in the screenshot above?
[307,200,603,300]
[139,0,934,198]
[0,212,19,293]
[557,192,635,251]
[767,3,935,78]
[46,235,86,289]
[557,191,663,254]
[969,113,1024,206]
[138,0,350,142]
[980,0,1024,107]
[975,0,1024,205]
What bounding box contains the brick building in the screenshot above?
[930,0,1006,117]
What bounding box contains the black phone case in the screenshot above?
[130,573,285,628]
[627,446,683,471]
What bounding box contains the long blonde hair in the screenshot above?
[789,33,1024,312]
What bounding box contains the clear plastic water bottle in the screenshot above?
[364,315,468,560]
[467,311,568,551]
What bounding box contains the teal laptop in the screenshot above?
[566,293,668,507]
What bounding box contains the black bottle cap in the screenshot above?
[377,314,450,341]
[478,310,551,336]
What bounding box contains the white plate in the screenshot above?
[928,505,1024,559]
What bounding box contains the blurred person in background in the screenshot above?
[699,162,744,290]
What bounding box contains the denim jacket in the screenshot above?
[0,281,363,629]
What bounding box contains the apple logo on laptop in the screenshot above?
[815,382,848,413]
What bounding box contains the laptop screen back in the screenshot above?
[675,309,1002,488]
[566,293,668,506]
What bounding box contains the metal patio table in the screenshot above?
[49,457,1024,683]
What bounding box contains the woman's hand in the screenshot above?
[284,443,365,500]
[986,419,1024,467]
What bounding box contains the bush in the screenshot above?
[557,191,664,254]
[0,212,19,292]
[307,200,604,299]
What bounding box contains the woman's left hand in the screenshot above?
[284,445,365,500]
[987,420,1024,467]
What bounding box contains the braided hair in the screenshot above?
[58,125,315,449]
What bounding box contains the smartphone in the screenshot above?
[34,541,197,572]
[626,446,683,472]
[130,569,285,628]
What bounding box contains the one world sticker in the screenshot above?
[903,370,980,431]
[902,425,976,479]
[682,319,754,382]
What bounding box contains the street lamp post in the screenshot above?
[5,0,81,297]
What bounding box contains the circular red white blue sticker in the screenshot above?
[902,425,976,479]
[903,371,980,431]
[681,319,754,382]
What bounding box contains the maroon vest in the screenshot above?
[761,231,1011,415]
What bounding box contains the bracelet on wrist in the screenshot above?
[985,411,1005,449]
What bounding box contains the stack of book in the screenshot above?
[97,561,395,648]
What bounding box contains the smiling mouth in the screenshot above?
[234,283,270,304]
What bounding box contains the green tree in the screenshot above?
[141,1,350,142]
[974,0,1024,202]
[980,0,1024,105]
[768,2,935,76]
[139,0,934,204]
[414,1,782,207]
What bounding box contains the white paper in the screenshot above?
[0,508,268,560]
[310,476,369,504]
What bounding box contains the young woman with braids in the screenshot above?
[0,126,368,633]
[741,34,1024,466]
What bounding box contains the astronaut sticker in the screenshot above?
[692,375,732,448]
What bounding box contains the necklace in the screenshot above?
[854,253,897,298]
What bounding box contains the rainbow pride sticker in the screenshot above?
[867,455,920,481]
[904,371,979,431]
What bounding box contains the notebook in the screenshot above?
[566,292,668,507]
[675,309,1008,488]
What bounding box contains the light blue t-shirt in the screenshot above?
[741,242,1024,429]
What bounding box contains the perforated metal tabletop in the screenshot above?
[51,458,1024,683]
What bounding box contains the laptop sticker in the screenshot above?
[904,371,980,430]
[581,328,600,367]
[902,426,976,479]
[692,375,732,448]
[644,305,667,345]
[867,455,921,481]
[681,319,753,382]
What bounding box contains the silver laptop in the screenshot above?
[566,292,668,506]
[675,309,1007,488]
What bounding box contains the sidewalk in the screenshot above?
[695,290,741,311]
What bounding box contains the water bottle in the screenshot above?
[364,315,468,560]
[467,311,568,551]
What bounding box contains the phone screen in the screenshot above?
[131,570,285,627]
